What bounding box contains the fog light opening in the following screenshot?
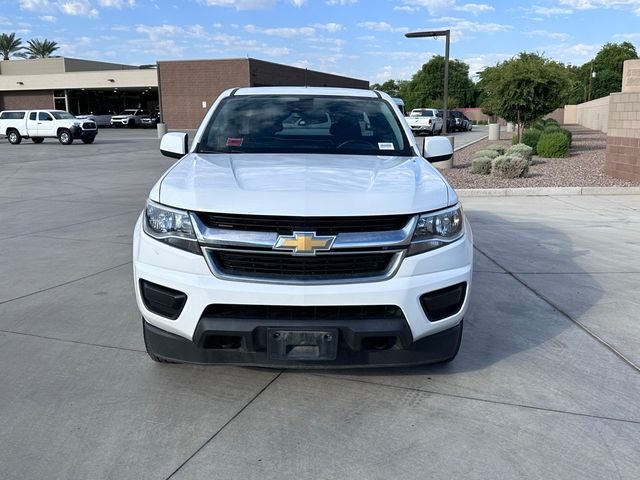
[362,336,396,351]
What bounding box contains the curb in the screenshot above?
[457,186,640,197]
[454,134,488,152]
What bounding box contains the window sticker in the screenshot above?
[378,142,394,150]
[226,137,243,147]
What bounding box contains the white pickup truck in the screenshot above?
[0,109,98,145]
[406,108,444,136]
[134,87,472,367]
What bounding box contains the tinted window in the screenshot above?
[39,112,53,121]
[198,95,412,156]
[410,110,433,117]
[29,112,37,120]
[121,110,138,115]
[0,111,26,119]
[51,111,75,120]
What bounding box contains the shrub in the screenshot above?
[560,127,572,146]
[485,144,506,155]
[507,143,533,161]
[491,155,529,178]
[470,157,492,175]
[473,149,500,160]
[531,121,545,131]
[521,129,542,154]
[544,118,559,127]
[537,131,570,158]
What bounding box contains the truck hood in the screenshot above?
[157,153,450,216]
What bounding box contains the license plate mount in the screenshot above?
[267,329,338,361]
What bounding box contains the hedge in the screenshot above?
[470,157,492,175]
[537,131,570,158]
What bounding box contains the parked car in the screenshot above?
[140,109,160,128]
[448,111,472,132]
[110,109,149,128]
[75,111,113,127]
[134,86,472,367]
[406,108,443,136]
[0,109,98,144]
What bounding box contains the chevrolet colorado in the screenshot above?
[133,87,473,367]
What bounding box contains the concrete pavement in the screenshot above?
[0,129,638,479]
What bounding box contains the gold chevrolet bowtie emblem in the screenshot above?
[273,231,336,255]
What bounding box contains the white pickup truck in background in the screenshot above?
[406,108,444,136]
[0,110,98,145]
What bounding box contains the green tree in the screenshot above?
[400,56,476,111]
[478,52,570,142]
[0,32,23,60]
[23,38,59,59]
[371,79,403,98]
[590,42,638,99]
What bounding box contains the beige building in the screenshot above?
[0,57,158,114]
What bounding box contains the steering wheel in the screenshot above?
[336,139,375,150]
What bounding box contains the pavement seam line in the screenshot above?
[473,245,640,374]
[164,370,284,480]
[0,209,141,243]
[0,328,145,354]
[313,373,640,425]
[0,261,132,306]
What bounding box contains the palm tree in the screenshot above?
[0,32,24,60]
[23,38,59,59]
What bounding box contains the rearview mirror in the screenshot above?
[160,132,189,159]
[422,137,453,163]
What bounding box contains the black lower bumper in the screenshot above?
[143,317,463,368]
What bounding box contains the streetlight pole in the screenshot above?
[405,29,451,134]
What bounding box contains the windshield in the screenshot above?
[198,95,412,156]
[51,111,75,120]
[121,110,137,115]
[410,110,433,117]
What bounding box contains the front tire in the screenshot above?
[81,137,95,144]
[7,129,22,144]
[58,129,73,145]
[32,137,44,144]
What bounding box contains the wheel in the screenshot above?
[31,137,44,144]
[143,318,179,363]
[440,320,463,363]
[58,129,73,145]
[7,129,22,144]
[128,119,136,129]
[81,137,95,144]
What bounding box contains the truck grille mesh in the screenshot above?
[197,212,412,235]
[209,250,397,281]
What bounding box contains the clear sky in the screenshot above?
[3,0,640,83]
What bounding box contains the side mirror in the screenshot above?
[422,136,453,163]
[160,132,188,159]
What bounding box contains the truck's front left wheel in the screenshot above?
[58,129,73,145]
[7,129,21,144]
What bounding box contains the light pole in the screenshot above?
[405,29,451,134]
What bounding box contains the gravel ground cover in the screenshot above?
[443,125,640,188]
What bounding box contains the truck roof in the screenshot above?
[232,86,378,98]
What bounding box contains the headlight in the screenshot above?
[408,204,464,256]
[143,200,201,254]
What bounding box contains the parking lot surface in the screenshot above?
[1,129,639,479]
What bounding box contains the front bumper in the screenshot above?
[70,126,97,140]
[133,215,473,366]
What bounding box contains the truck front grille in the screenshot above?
[197,212,412,235]
[207,249,401,283]
[82,122,97,130]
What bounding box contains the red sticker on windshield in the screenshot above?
[226,137,243,147]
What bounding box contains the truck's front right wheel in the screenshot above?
[58,129,73,145]
[7,129,22,144]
